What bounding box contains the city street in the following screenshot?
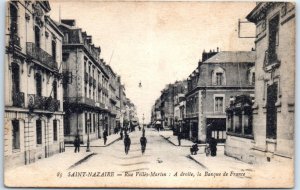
[5,128,260,188]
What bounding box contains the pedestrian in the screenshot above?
[74,135,80,153]
[190,143,199,155]
[177,133,181,146]
[209,137,217,156]
[140,133,147,154]
[138,125,141,131]
[103,129,108,145]
[124,134,131,155]
[120,128,123,140]
[142,127,145,136]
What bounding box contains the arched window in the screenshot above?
[52,80,57,99]
[212,67,226,85]
[35,73,42,96]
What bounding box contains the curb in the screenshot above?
[186,155,208,170]
[65,137,121,148]
[159,135,192,147]
[68,153,96,170]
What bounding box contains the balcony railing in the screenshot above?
[26,42,58,70]
[9,34,21,49]
[264,49,280,69]
[84,72,88,83]
[28,94,60,112]
[12,91,24,108]
[89,76,93,86]
[28,94,46,110]
[45,97,60,112]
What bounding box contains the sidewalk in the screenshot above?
[65,133,121,147]
[89,133,121,147]
[159,130,194,147]
[5,147,95,176]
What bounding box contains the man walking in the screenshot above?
[74,135,80,153]
[140,133,147,154]
[124,134,131,155]
[103,129,108,145]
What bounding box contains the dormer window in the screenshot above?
[212,67,226,85]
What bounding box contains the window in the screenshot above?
[36,120,42,144]
[52,40,56,62]
[216,73,223,85]
[266,83,278,139]
[12,119,20,150]
[251,73,255,85]
[215,97,224,112]
[53,81,57,99]
[10,3,18,34]
[85,113,88,134]
[35,73,42,96]
[11,63,20,93]
[63,33,69,44]
[268,15,279,64]
[34,26,41,48]
[53,120,58,141]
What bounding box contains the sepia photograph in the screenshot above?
[3,0,295,188]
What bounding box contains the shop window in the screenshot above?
[53,120,58,141]
[36,120,42,144]
[12,119,20,150]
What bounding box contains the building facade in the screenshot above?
[186,51,255,143]
[58,19,111,144]
[225,2,295,164]
[5,0,64,169]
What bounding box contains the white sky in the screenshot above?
[49,1,256,123]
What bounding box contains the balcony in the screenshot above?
[64,97,95,108]
[28,94,46,110]
[93,79,96,88]
[264,49,280,71]
[12,91,24,108]
[8,34,21,52]
[45,97,60,112]
[84,72,88,83]
[102,88,108,95]
[26,42,58,71]
[89,76,93,86]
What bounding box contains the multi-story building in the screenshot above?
[159,84,175,129]
[185,50,255,143]
[58,19,110,144]
[225,2,295,164]
[5,0,64,169]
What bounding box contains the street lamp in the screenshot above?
[86,119,91,152]
[142,113,145,130]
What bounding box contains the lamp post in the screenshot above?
[86,119,91,152]
[142,113,145,130]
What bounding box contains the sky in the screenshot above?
[49,1,256,123]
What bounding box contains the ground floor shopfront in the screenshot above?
[4,108,65,170]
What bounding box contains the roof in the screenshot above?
[203,51,256,63]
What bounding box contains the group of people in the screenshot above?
[73,126,148,155]
[189,137,218,156]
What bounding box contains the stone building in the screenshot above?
[57,19,111,144]
[225,2,295,164]
[5,0,64,169]
[185,51,255,143]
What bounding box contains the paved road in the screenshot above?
[73,129,204,174]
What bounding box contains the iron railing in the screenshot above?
[12,91,24,107]
[26,42,58,70]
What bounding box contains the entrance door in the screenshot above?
[266,83,278,139]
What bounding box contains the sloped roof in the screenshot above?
[203,51,256,63]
